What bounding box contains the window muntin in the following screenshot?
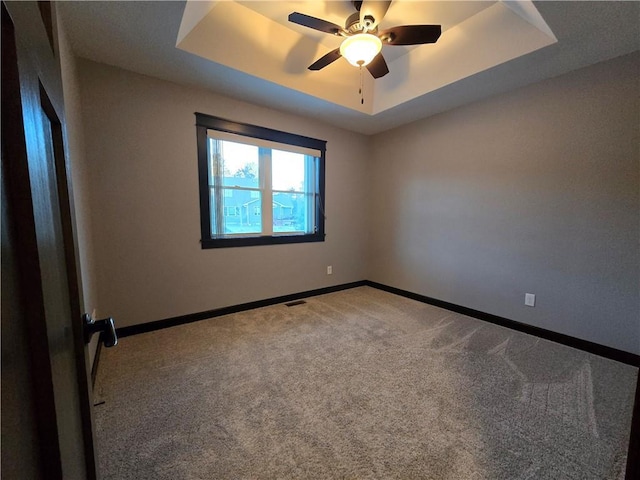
[196,113,326,248]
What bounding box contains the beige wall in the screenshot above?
[368,52,640,354]
[77,60,370,328]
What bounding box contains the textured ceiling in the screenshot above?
[58,1,640,135]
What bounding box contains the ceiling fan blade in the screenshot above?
[366,53,389,78]
[288,12,344,35]
[359,1,392,31]
[379,25,441,45]
[308,48,342,71]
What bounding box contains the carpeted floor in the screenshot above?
[93,286,637,479]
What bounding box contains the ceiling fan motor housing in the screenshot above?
[345,12,377,35]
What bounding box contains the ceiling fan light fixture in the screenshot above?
[340,33,382,67]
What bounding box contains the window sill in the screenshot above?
[201,233,325,249]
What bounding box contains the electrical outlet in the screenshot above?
[327,265,332,275]
[525,293,535,307]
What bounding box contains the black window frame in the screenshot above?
[196,112,326,249]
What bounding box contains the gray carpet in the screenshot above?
[93,286,637,479]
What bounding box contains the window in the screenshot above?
[196,113,326,248]
[223,206,240,217]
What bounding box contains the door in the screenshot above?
[2,2,103,478]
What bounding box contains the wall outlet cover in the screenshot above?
[525,293,536,307]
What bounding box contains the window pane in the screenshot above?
[220,140,259,189]
[273,192,312,233]
[272,149,305,192]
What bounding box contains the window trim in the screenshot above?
[195,113,326,249]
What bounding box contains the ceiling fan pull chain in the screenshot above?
[359,65,364,105]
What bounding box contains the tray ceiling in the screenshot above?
[177,1,557,114]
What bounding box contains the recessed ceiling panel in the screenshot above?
[176,0,556,115]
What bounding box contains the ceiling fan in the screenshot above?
[288,0,441,79]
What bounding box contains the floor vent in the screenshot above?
[285,300,307,307]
